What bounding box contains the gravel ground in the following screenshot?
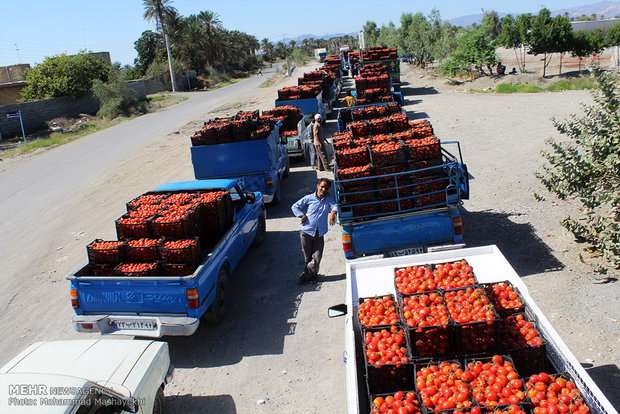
[401,65,620,407]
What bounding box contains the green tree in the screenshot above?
[92,71,147,119]
[377,22,400,49]
[22,53,111,101]
[498,14,531,73]
[260,38,275,62]
[528,8,573,77]
[363,21,380,47]
[481,11,502,39]
[442,26,497,76]
[133,30,163,76]
[537,69,620,273]
[143,0,178,91]
[606,22,620,69]
[552,15,574,75]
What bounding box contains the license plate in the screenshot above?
[386,247,425,257]
[111,319,156,331]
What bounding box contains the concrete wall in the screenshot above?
[0,95,99,138]
[0,82,26,105]
[0,64,30,83]
[127,78,168,96]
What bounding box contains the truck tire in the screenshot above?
[271,185,280,205]
[252,212,266,247]
[202,267,230,324]
[153,387,165,414]
[283,157,290,178]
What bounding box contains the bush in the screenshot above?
[537,68,620,272]
[22,53,111,101]
[92,74,147,119]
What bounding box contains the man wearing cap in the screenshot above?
[310,113,330,171]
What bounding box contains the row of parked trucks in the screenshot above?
[61,47,616,414]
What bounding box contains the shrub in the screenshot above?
[92,74,147,119]
[537,68,620,272]
[22,53,111,101]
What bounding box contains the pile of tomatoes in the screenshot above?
[337,164,373,181]
[401,293,449,328]
[444,287,495,324]
[159,239,199,264]
[486,282,524,316]
[395,265,437,295]
[117,216,151,239]
[501,314,544,350]
[365,326,409,367]
[371,391,422,414]
[493,405,528,414]
[463,355,526,408]
[526,373,589,414]
[433,260,476,290]
[405,137,440,162]
[415,361,474,411]
[358,296,399,327]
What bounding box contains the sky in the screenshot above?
[0,0,604,67]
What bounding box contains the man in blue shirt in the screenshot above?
[291,178,338,283]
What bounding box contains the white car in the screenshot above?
[0,339,173,414]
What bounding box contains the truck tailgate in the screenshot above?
[347,209,456,257]
[74,278,189,314]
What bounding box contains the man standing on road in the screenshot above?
[310,114,330,171]
[291,178,338,284]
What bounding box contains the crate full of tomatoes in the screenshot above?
[262,105,302,136]
[191,111,272,146]
[362,47,398,61]
[364,325,415,394]
[351,102,401,121]
[335,145,370,169]
[277,84,321,100]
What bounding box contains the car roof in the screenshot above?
[1,339,157,387]
[153,179,237,192]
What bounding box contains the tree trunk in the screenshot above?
[579,58,582,74]
[559,53,563,76]
[543,53,547,78]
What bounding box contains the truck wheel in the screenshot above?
[153,387,165,414]
[252,213,266,247]
[203,268,230,324]
[283,158,290,178]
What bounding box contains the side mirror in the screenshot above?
[327,304,347,318]
[246,192,256,204]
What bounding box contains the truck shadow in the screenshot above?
[405,110,431,120]
[166,164,326,368]
[166,394,236,414]
[585,364,620,409]
[462,209,564,277]
[401,86,439,96]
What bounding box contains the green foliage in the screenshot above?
[498,14,532,72]
[528,9,573,77]
[134,30,164,76]
[606,22,620,46]
[480,11,502,39]
[92,72,147,119]
[377,22,400,49]
[537,69,620,271]
[363,21,380,47]
[21,53,111,101]
[490,78,596,93]
[442,26,497,76]
[496,83,543,93]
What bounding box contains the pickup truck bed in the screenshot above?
[343,246,618,414]
[70,179,265,338]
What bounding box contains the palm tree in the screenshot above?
[197,10,222,65]
[143,0,178,91]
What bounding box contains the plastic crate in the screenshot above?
[415,360,476,413]
[158,238,202,265]
[405,138,441,162]
[363,326,415,395]
[86,239,125,265]
[126,193,166,211]
[483,403,530,414]
[483,282,526,317]
[125,238,160,262]
[371,143,406,167]
[336,146,370,169]
[151,208,199,239]
[369,390,422,414]
[525,373,591,413]
[398,292,454,358]
[115,215,154,240]
[357,295,400,329]
[444,286,498,355]
[394,264,436,296]
[499,313,548,377]
[463,355,527,409]
[77,264,116,277]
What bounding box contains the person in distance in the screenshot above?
[291,178,338,284]
[309,113,330,171]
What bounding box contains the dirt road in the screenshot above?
[0,59,618,413]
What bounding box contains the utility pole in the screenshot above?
[164,31,177,92]
[14,43,21,64]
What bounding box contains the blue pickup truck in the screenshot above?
[335,142,469,259]
[276,92,326,120]
[69,179,265,337]
[191,123,288,204]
